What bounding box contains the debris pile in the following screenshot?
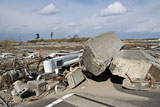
[0,50,84,106]
[0,31,160,106]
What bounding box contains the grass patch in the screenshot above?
[25,45,83,51]
[27,38,90,43]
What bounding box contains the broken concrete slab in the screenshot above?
[46,81,59,91]
[82,31,124,76]
[66,67,85,88]
[109,50,160,81]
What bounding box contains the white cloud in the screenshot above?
[39,3,59,15]
[94,25,102,30]
[152,28,160,33]
[68,22,77,27]
[75,30,80,34]
[127,27,150,33]
[126,19,160,33]
[53,26,60,31]
[100,2,127,17]
[127,27,160,33]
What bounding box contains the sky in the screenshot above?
[0,0,160,41]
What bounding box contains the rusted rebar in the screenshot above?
[125,73,134,84]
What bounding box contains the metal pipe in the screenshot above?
[39,51,82,81]
[49,50,83,57]
[38,58,79,81]
[0,96,9,107]
[62,58,79,67]
[37,72,55,81]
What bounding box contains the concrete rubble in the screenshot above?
[109,50,160,79]
[109,50,160,90]
[27,79,46,96]
[82,31,124,76]
[81,31,160,91]
[66,67,85,88]
[14,82,31,98]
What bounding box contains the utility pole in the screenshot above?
[51,32,53,39]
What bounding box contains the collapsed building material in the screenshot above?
[11,89,23,103]
[44,51,82,73]
[27,80,46,96]
[26,56,50,73]
[48,50,83,58]
[38,51,82,80]
[66,67,85,88]
[0,70,25,89]
[6,70,24,82]
[0,96,9,107]
[122,78,160,91]
[109,50,160,90]
[36,72,57,81]
[46,81,59,91]
[14,82,31,98]
[43,59,54,73]
[26,53,37,58]
[82,31,124,76]
[0,53,15,58]
[0,74,6,89]
[110,50,160,80]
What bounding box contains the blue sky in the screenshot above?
[0,0,160,41]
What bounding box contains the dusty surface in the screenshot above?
[20,77,160,107]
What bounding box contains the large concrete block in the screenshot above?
[82,31,124,76]
[109,50,160,81]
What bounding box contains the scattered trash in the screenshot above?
[0,48,85,106]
